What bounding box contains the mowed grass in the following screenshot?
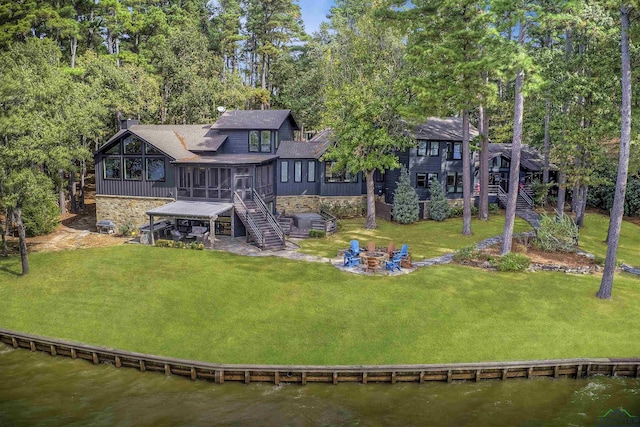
[297,215,532,259]
[1,244,639,365]
[578,212,640,266]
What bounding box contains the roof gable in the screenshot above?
[212,110,299,131]
[413,117,479,141]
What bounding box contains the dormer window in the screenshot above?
[249,130,273,153]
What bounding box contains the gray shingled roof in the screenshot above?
[413,117,479,141]
[172,154,278,165]
[276,140,331,159]
[212,110,299,130]
[97,125,227,161]
[485,143,553,172]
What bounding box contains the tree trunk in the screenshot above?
[58,169,66,215]
[69,169,77,214]
[556,172,566,220]
[1,208,7,257]
[365,170,377,229]
[80,158,86,209]
[70,36,78,68]
[462,110,472,235]
[478,103,489,220]
[597,6,632,300]
[575,184,587,228]
[542,98,550,204]
[571,182,580,213]
[12,207,29,275]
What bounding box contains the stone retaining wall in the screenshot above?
[96,195,174,231]
[277,195,365,215]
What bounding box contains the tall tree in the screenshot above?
[395,0,495,235]
[597,4,634,300]
[322,0,412,229]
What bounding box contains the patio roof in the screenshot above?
[146,201,233,219]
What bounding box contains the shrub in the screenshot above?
[173,241,184,249]
[155,239,172,248]
[392,166,420,224]
[308,229,326,238]
[319,200,365,219]
[491,252,531,271]
[453,245,478,262]
[118,221,135,237]
[530,180,552,207]
[449,206,463,218]
[428,179,450,221]
[189,242,205,250]
[488,203,499,213]
[535,214,579,252]
[22,192,59,236]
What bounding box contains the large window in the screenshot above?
[417,173,438,188]
[281,161,289,182]
[294,161,302,182]
[207,167,232,199]
[123,136,142,154]
[447,142,462,160]
[104,158,121,179]
[447,172,462,193]
[325,161,357,183]
[307,160,315,182]
[490,157,510,169]
[146,158,165,181]
[429,141,439,156]
[274,131,279,149]
[193,167,207,198]
[249,131,260,152]
[417,140,427,156]
[124,158,143,180]
[249,130,273,153]
[105,143,120,155]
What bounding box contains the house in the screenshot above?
[95,111,547,248]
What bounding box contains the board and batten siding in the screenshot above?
[319,161,363,197]
[95,154,176,198]
[276,159,320,196]
[278,119,295,141]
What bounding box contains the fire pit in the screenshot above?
[360,251,389,264]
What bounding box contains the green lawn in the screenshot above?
[578,213,640,266]
[1,244,639,365]
[297,216,532,259]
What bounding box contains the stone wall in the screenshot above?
[96,195,174,231]
[420,197,475,220]
[276,195,366,215]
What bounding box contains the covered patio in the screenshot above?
[145,201,233,249]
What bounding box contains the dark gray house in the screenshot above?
[96,111,546,248]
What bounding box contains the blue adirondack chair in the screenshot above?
[343,240,361,267]
[386,244,408,272]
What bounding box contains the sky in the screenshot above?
[298,0,335,34]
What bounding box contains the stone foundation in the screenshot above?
[276,195,366,215]
[96,195,175,231]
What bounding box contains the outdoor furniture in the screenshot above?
[188,226,208,239]
[96,220,116,234]
[386,242,396,257]
[170,229,182,241]
[386,244,409,272]
[366,257,380,273]
[366,241,376,252]
[343,240,362,267]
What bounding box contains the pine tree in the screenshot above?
[428,179,450,221]
[392,167,419,224]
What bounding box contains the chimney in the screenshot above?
[119,119,140,130]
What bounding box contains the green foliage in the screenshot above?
[22,192,59,237]
[308,229,326,238]
[490,253,531,272]
[530,180,552,207]
[427,180,450,221]
[118,222,136,237]
[155,240,204,249]
[453,245,479,263]
[318,200,365,219]
[449,205,479,218]
[535,214,579,253]
[488,203,499,214]
[392,167,419,224]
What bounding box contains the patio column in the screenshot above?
[209,215,217,249]
[149,215,155,246]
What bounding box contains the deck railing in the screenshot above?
[252,190,284,246]
[233,192,264,247]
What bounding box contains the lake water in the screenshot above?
[1,345,639,426]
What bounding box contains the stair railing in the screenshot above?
[497,186,508,208]
[233,191,264,247]
[252,190,285,246]
[518,187,535,209]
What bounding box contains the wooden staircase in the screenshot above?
[497,186,534,211]
[233,191,285,250]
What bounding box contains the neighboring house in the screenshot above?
[95,111,548,249]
